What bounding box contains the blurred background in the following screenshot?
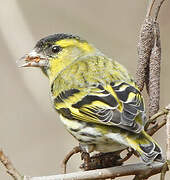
[0,0,170,179]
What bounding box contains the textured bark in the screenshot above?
[23,162,165,180]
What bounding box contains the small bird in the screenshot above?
[18,33,163,164]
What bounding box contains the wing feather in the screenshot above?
[55,82,145,133]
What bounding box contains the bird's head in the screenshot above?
[18,33,95,81]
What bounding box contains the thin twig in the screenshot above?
[118,149,134,164]
[146,105,169,137]
[0,149,23,180]
[145,108,168,130]
[146,0,156,18]
[160,163,168,180]
[166,104,170,165]
[147,117,167,136]
[154,0,166,21]
[62,146,81,174]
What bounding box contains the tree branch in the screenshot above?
[62,146,81,174]
[23,162,164,180]
[154,0,166,21]
[166,104,170,165]
[145,108,168,130]
[147,117,166,136]
[146,0,156,18]
[0,149,23,180]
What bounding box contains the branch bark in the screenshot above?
[0,150,23,180]
[166,104,170,164]
[23,162,164,180]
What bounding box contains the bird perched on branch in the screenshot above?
[18,33,163,164]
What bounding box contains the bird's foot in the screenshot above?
[80,152,91,171]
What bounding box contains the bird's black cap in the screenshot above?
[36,33,82,48]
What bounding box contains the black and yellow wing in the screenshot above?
[53,81,145,134]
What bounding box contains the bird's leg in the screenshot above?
[79,144,97,171]
[80,152,91,171]
[61,146,81,174]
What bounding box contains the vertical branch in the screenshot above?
[166,105,170,164]
[146,0,156,18]
[154,0,166,21]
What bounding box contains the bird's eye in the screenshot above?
[51,45,62,53]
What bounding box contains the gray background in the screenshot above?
[0,0,170,179]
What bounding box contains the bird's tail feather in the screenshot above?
[127,131,164,164]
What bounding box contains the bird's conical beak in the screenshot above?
[17,50,48,68]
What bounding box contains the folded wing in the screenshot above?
[55,82,145,134]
